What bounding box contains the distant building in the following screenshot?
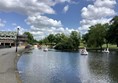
[0,31,27,47]
[18,34,28,46]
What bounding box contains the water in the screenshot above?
[17,48,118,83]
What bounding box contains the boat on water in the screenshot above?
[80,47,88,55]
[43,47,48,52]
[102,48,110,53]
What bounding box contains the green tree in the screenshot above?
[55,31,80,51]
[23,32,34,44]
[47,34,55,44]
[107,16,118,47]
[54,33,69,50]
[103,23,110,48]
[54,33,62,44]
[54,33,67,44]
[69,31,80,50]
[86,24,106,49]
[42,37,49,44]
[40,31,80,51]
[82,33,89,46]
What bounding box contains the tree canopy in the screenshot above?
[82,16,118,48]
[107,16,118,46]
[39,16,118,50]
[39,31,80,51]
[23,32,36,44]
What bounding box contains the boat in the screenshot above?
[43,47,48,52]
[102,48,109,53]
[80,47,88,55]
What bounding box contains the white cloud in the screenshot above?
[80,18,112,26]
[25,14,80,40]
[15,26,27,35]
[25,14,77,40]
[56,0,71,3]
[86,0,95,1]
[94,0,116,8]
[0,0,75,15]
[0,0,56,15]
[26,15,62,29]
[79,0,117,33]
[0,19,6,27]
[63,5,69,13]
[0,0,79,40]
[81,5,116,19]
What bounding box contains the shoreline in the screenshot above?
[14,48,25,83]
[14,47,33,83]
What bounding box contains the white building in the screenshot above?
[0,31,27,48]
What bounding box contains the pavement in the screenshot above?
[0,47,24,83]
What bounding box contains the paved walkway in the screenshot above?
[0,47,24,83]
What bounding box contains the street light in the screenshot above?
[16,28,19,52]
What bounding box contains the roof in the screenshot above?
[0,31,17,40]
[0,31,17,36]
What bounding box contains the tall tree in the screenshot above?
[54,33,67,44]
[86,24,106,49]
[69,31,80,50]
[47,34,55,44]
[54,31,80,51]
[82,33,89,46]
[107,16,118,47]
[23,32,34,44]
[104,23,110,48]
[54,33,61,44]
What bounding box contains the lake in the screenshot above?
[17,48,118,83]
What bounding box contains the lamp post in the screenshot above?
[16,28,19,52]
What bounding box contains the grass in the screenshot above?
[102,44,117,48]
[79,43,118,50]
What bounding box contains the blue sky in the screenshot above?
[0,0,117,40]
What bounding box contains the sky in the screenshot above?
[0,0,117,40]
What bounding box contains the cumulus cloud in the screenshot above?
[94,0,116,8]
[0,0,74,15]
[26,15,62,28]
[25,14,80,40]
[0,0,56,15]
[0,19,6,27]
[14,26,27,35]
[56,0,71,3]
[63,5,69,13]
[81,5,116,19]
[79,0,117,33]
[0,0,79,40]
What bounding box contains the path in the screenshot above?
[0,47,24,83]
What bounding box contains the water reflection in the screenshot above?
[87,52,111,83]
[17,48,118,83]
[109,52,118,83]
[79,55,91,83]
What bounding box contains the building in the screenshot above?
[0,31,27,47]
[18,34,28,46]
